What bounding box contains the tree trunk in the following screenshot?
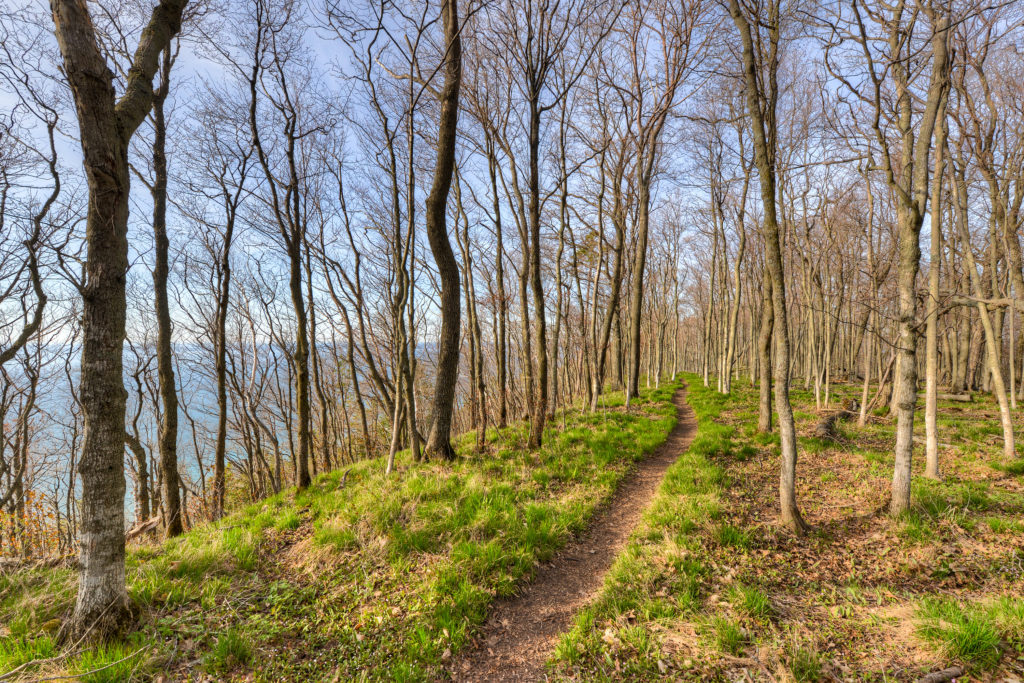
[924,106,947,480]
[487,139,508,429]
[881,7,949,517]
[50,0,188,640]
[627,183,653,406]
[424,0,463,460]
[949,146,1016,461]
[288,240,313,490]
[151,48,183,537]
[728,0,807,535]
[527,96,548,447]
[212,202,235,519]
[757,275,773,432]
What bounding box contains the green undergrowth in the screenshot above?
[916,596,1024,669]
[0,382,679,682]
[551,375,733,679]
[550,374,1024,681]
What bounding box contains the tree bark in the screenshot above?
[924,100,947,480]
[728,0,807,534]
[424,0,463,460]
[486,138,508,428]
[887,10,950,516]
[151,46,183,537]
[50,0,188,640]
[757,275,773,432]
[526,89,547,448]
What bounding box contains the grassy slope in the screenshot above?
[0,382,679,682]
[551,374,1024,681]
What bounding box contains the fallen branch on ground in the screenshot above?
[916,665,965,683]
[815,400,859,440]
[125,516,161,542]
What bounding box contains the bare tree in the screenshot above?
[728,0,807,534]
[823,0,951,515]
[49,0,188,639]
[423,0,464,460]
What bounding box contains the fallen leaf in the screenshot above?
[602,627,621,648]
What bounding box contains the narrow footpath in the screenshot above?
[450,386,698,682]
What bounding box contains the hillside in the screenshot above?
[4,374,1024,682]
[3,377,1023,681]
[1,384,680,681]
[553,379,1024,681]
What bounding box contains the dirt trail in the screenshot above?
[450,386,697,682]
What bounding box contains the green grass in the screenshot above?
[731,583,773,620]
[71,642,147,682]
[0,636,152,683]
[1,382,680,682]
[985,516,1024,534]
[714,523,750,548]
[913,478,993,517]
[898,510,936,544]
[703,616,745,655]
[992,459,1024,476]
[0,635,57,675]
[789,642,823,682]
[916,598,1005,669]
[205,628,254,673]
[551,376,729,678]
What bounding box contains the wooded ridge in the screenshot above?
[1,0,1023,679]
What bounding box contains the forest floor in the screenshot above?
[450,387,697,682]
[2,377,1023,682]
[549,375,1024,682]
[0,383,680,682]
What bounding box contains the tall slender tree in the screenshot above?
[424,0,464,460]
[49,0,188,639]
[728,0,807,534]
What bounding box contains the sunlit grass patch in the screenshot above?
[0,567,75,638]
[788,641,823,682]
[916,597,1005,669]
[701,615,745,655]
[70,641,147,683]
[799,436,834,453]
[898,510,936,544]
[0,634,57,675]
[913,478,994,518]
[731,583,773,620]
[203,627,253,674]
[985,516,1024,534]
[991,458,1024,476]
[714,523,750,548]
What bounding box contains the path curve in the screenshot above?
[449,385,697,682]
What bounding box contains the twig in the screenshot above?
[23,646,147,683]
[2,597,118,682]
[0,649,87,682]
